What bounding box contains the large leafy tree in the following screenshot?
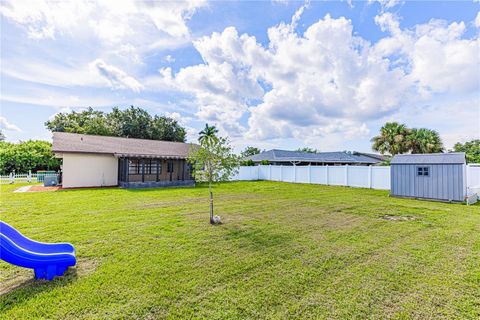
[188,124,239,224]
[240,146,261,158]
[0,129,5,141]
[371,122,410,156]
[453,140,480,163]
[107,106,153,139]
[240,146,261,166]
[296,147,319,153]
[0,140,61,174]
[407,128,444,154]
[150,115,186,142]
[45,107,113,136]
[45,106,186,142]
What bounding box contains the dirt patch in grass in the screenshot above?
[0,257,99,296]
[0,270,32,296]
[381,214,418,221]
[28,186,61,192]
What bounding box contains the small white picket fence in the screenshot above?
[0,172,59,184]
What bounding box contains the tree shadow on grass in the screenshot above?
[0,267,78,314]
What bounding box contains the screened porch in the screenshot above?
[117,156,194,188]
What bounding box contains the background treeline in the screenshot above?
[45,106,186,142]
[0,140,60,175]
[453,140,479,163]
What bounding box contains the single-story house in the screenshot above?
[247,149,387,166]
[52,132,196,188]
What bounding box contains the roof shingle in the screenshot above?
[248,149,381,164]
[52,132,196,158]
[391,153,466,164]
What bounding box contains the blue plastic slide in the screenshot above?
[0,221,76,280]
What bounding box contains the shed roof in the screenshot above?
[248,149,381,164]
[52,132,196,159]
[391,153,466,164]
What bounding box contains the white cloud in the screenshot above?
[90,59,143,92]
[1,91,115,109]
[154,7,479,145]
[0,0,206,41]
[164,55,176,63]
[0,0,91,39]
[374,13,480,95]
[368,0,402,11]
[0,116,21,132]
[389,96,480,150]
[475,11,480,28]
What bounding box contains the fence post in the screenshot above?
[9,172,14,184]
[280,165,283,181]
[308,164,311,184]
[326,165,329,185]
[269,165,272,180]
[345,165,349,186]
[368,166,372,189]
[28,170,32,183]
[293,164,296,183]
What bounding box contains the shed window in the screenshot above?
[417,166,429,176]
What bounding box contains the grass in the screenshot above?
[0,181,479,319]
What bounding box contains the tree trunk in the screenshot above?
[209,181,214,224]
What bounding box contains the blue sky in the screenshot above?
[1,0,479,153]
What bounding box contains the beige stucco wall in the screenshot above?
[60,153,118,188]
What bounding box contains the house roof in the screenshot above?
[391,153,466,164]
[352,152,389,162]
[248,149,382,164]
[52,132,196,159]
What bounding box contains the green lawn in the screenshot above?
[0,182,479,319]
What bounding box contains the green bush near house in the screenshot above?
[0,182,479,319]
[0,140,60,175]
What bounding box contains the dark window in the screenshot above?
[144,159,160,174]
[417,166,429,176]
[167,161,174,173]
[128,159,140,175]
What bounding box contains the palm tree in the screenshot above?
[198,123,219,224]
[198,123,219,146]
[407,128,443,153]
[371,122,410,156]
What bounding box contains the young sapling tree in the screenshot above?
[188,124,239,224]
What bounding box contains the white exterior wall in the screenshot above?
[61,153,118,188]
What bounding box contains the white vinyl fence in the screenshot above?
[231,165,391,190]
[467,164,480,194]
[232,164,480,192]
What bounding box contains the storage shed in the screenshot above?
[390,153,467,202]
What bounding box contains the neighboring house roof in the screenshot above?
[248,149,381,164]
[52,132,196,159]
[391,153,466,165]
[352,152,389,162]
